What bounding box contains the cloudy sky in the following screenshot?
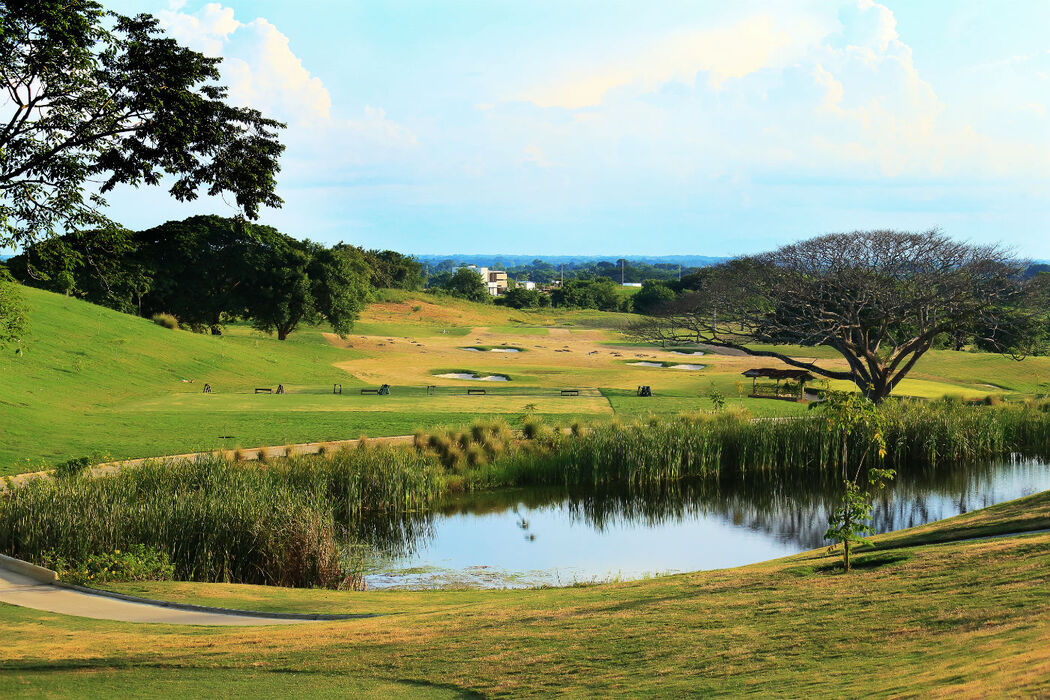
[100,0,1050,257]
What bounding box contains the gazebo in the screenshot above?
[742,368,815,400]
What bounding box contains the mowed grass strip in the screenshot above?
[2,493,1049,696]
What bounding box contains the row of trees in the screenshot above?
[434,271,629,312]
[425,258,698,286]
[7,216,423,339]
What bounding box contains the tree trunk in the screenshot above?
[863,376,893,405]
[844,539,851,572]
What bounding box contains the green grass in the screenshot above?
[5,284,1049,474]
[3,491,1049,696]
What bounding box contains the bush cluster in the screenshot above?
[40,544,174,585]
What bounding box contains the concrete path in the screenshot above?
[0,561,345,626]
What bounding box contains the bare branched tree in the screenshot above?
[630,230,1046,403]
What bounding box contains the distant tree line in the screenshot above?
[7,216,423,340]
[425,258,698,286]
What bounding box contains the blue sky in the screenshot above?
[96,0,1050,257]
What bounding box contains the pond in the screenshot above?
[361,457,1050,589]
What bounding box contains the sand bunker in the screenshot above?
[436,372,510,381]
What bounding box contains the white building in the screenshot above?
[517,280,536,290]
[458,265,509,296]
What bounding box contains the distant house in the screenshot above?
[621,282,642,288]
[458,265,509,296]
[517,280,536,290]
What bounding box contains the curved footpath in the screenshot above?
[0,555,363,625]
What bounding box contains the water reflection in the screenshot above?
[358,458,1050,588]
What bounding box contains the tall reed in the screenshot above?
[0,448,444,588]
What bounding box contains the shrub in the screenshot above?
[151,312,178,330]
[53,456,92,478]
[466,444,488,467]
[522,417,545,440]
[41,544,175,585]
[470,422,490,443]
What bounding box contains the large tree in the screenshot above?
[631,230,1046,403]
[0,267,28,351]
[442,267,490,303]
[0,0,284,248]
[243,235,370,340]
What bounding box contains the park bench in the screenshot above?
[333,384,342,394]
[637,385,652,397]
[360,389,380,395]
[254,388,272,394]
[467,388,487,396]
[426,385,437,395]
[560,389,580,396]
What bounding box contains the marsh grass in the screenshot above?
[460,400,1050,491]
[0,447,443,588]
[4,401,1046,589]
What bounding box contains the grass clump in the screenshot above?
[150,312,178,329]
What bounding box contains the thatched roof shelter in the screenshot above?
[742,368,816,399]
[741,368,815,382]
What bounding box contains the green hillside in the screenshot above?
[0,288,383,472]
[5,285,1049,475]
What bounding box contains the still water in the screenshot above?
[362,458,1050,589]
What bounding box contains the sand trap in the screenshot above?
[628,361,664,367]
[490,348,522,353]
[461,347,483,352]
[436,373,510,381]
[671,350,706,356]
[670,364,705,370]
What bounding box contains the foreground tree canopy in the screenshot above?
[0,0,284,248]
[631,230,1049,402]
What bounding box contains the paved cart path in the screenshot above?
[0,563,345,625]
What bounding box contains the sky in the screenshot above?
[92,0,1050,257]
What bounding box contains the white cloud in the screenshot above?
[522,145,552,168]
[491,0,1048,182]
[154,3,416,187]
[158,4,329,124]
[519,13,828,109]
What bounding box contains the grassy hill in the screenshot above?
[0,287,368,471]
[2,490,1048,696]
[0,288,641,472]
[5,285,1049,474]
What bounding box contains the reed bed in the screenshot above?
[0,447,443,588]
[3,402,1046,589]
[460,401,1050,490]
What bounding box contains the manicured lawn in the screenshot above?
[3,285,1043,474]
[2,491,1049,696]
